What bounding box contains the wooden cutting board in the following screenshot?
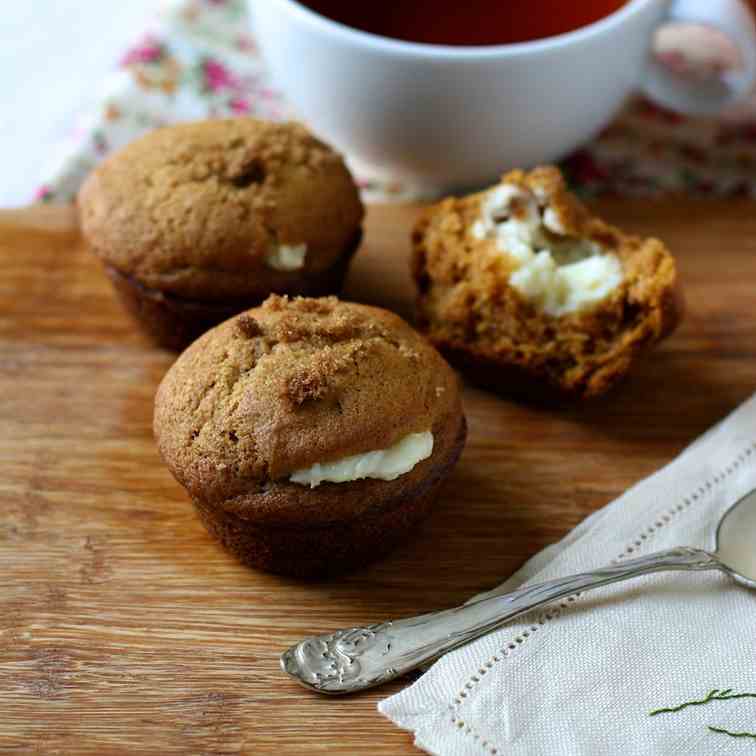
[1,200,755,754]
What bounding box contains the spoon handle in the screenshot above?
[281,547,724,694]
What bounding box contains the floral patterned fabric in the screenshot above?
[34,0,756,204]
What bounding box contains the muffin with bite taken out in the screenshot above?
[153,295,466,577]
[411,166,683,401]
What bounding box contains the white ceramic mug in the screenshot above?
[252,0,756,194]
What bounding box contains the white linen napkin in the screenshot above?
[380,394,756,755]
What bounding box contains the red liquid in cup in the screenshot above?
[296,0,630,46]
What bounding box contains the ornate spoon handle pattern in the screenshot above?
[281,547,725,694]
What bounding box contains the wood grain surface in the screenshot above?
[1,200,755,755]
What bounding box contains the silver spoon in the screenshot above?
[281,487,756,695]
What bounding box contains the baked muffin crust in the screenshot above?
[155,295,462,519]
[412,166,683,400]
[78,119,364,300]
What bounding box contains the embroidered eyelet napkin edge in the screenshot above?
[380,393,756,756]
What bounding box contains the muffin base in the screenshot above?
[426,278,684,405]
[191,414,467,578]
[104,230,362,351]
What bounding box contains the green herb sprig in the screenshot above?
[708,725,756,739]
[649,688,756,741]
[650,688,756,717]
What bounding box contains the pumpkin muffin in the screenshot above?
[78,119,364,350]
[154,295,466,577]
[412,166,683,402]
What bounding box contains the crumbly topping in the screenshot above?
[261,295,392,346]
[284,342,366,407]
[263,294,339,314]
[235,314,262,339]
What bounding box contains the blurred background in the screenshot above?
[2,0,756,206]
[0,1,154,205]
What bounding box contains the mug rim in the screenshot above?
[270,0,654,58]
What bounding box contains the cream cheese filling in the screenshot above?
[265,243,307,272]
[472,184,623,317]
[289,431,434,489]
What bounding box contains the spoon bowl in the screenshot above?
[715,488,756,587]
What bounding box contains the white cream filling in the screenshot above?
[474,184,623,317]
[289,431,434,489]
[265,243,307,272]
[509,252,623,317]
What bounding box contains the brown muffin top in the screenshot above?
[78,119,364,300]
[154,295,461,508]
